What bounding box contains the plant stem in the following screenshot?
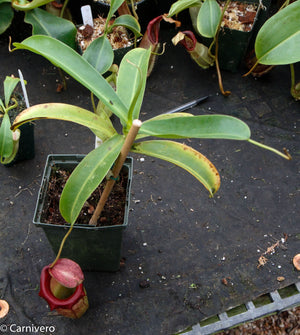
[130,0,139,22]
[57,68,67,91]
[279,0,290,10]
[248,139,292,160]
[60,0,69,18]
[6,99,18,113]
[215,38,231,96]
[89,119,142,225]
[213,0,231,96]
[290,64,295,87]
[50,224,74,268]
[290,64,300,100]
[91,92,96,113]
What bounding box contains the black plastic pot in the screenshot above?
[33,154,133,272]
[3,122,35,167]
[77,37,134,68]
[11,122,35,164]
[192,0,271,72]
[75,16,136,67]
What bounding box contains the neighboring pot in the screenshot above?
[190,0,271,72]
[10,122,35,164]
[34,154,133,272]
[76,15,135,67]
[2,93,35,166]
[73,0,158,32]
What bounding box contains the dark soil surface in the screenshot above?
[41,165,128,227]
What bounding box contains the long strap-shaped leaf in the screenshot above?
[197,0,221,38]
[117,48,151,125]
[139,114,251,140]
[255,0,300,65]
[83,35,113,74]
[0,113,13,162]
[109,15,142,37]
[168,0,201,17]
[12,103,116,141]
[4,76,20,107]
[24,8,77,49]
[131,140,220,196]
[12,0,52,10]
[0,2,14,35]
[12,36,128,124]
[60,134,124,224]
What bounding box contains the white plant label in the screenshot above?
[95,136,103,148]
[81,5,93,27]
[18,69,30,108]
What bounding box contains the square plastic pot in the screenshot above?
[200,0,271,72]
[33,154,133,272]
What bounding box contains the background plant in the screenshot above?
[168,0,234,95]
[78,0,142,74]
[245,0,300,100]
[0,75,22,164]
[0,0,76,47]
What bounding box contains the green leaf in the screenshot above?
[131,140,220,196]
[83,35,114,74]
[0,113,13,162]
[0,2,13,34]
[117,47,151,124]
[145,112,194,121]
[59,134,124,224]
[136,112,193,139]
[12,0,52,10]
[168,0,202,17]
[0,98,4,111]
[12,35,129,124]
[107,0,126,22]
[197,0,221,38]
[109,15,142,37]
[24,8,77,48]
[140,115,251,140]
[12,103,116,141]
[4,76,20,108]
[255,1,300,65]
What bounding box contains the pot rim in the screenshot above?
[33,154,133,230]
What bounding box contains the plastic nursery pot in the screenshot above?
[3,123,35,167]
[2,94,35,167]
[195,0,271,72]
[76,17,135,67]
[77,39,134,68]
[33,154,133,272]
